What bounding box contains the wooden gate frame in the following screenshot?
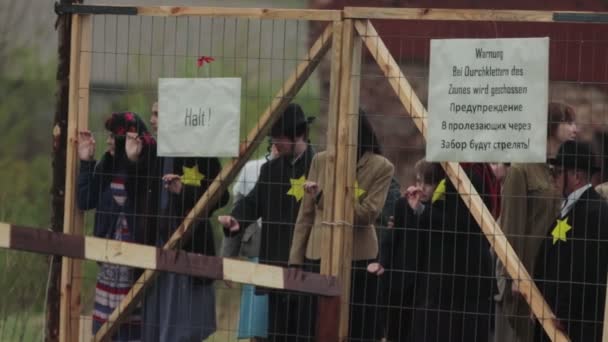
[57,6,347,342]
[54,4,608,342]
[344,8,608,342]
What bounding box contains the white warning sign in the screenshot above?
[427,38,549,162]
[158,78,241,157]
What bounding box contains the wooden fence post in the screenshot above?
[319,18,362,341]
[59,13,91,342]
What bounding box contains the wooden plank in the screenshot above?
[0,222,9,248]
[0,222,339,296]
[223,258,283,289]
[346,7,566,22]
[84,237,156,270]
[60,13,90,342]
[317,22,344,341]
[71,15,91,342]
[355,19,569,342]
[79,315,92,342]
[94,24,334,342]
[320,20,343,275]
[327,18,362,340]
[132,6,342,21]
[77,14,92,126]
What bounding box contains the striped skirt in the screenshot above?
[92,262,141,341]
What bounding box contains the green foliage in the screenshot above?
[0,44,56,338]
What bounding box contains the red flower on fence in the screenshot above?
[197,56,215,68]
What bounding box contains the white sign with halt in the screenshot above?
[427,38,549,162]
[158,78,241,157]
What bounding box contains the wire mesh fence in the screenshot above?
[1,5,607,342]
[77,11,332,342]
[351,12,608,342]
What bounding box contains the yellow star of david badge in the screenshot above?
[354,181,366,200]
[181,165,205,187]
[287,175,306,202]
[432,178,447,203]
[551,218,572,244]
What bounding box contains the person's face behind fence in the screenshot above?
[271,135,295,157]
[552,167,584,196]
[416,175,436,203]
[556,121,578,142]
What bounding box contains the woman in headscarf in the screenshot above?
[77,112,160,341]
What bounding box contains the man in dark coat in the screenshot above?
[533,140,607,341]
[219,103,316,342]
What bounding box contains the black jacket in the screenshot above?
[159,157,229,256]
[534,187,608,342]
[380,176,495,341]
[228,146,315,267]
[78,146,161,247]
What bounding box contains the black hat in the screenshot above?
[549,140,600,172]
[269,103,315,139]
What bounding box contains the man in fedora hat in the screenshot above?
[532,140,607,341]
[218,103,316,341]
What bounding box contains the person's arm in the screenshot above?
[225,162,268,237]
[354,159,395,227]
[289,156,319,266]
[172,157,229,216]
[221,162,263,258]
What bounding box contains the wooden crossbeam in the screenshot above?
[354,19,569,342]
[61,4,342,21]
[94,24,334,341]
[0,222,340,296]
[344,7,608,23]
[136,6,342,21]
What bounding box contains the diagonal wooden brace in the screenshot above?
[354,19,569,342]
[93,24,334,341]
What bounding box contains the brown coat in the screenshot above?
[288,151,394,265]
[495,163,561,342]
